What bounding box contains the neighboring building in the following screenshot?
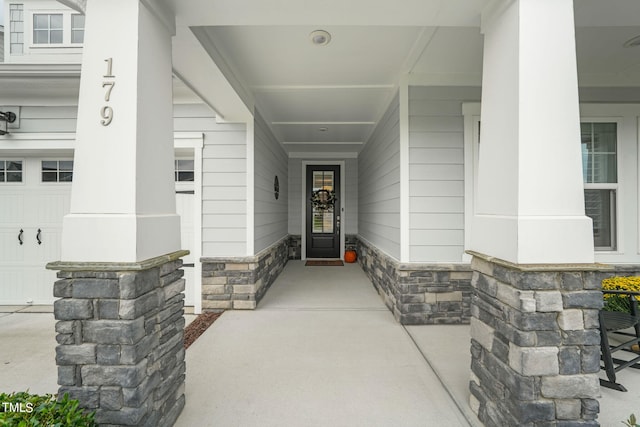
[2,0,640,425]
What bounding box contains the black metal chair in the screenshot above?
[599,289,640,391]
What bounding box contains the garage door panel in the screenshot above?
[0,194,25,224]
[0,229,26,263]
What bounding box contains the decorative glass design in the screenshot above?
[310,171,336,233]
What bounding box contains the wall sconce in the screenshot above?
[0,111,17,136]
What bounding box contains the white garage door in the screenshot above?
[0,157,196,306]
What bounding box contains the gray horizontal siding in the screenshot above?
[193,105,248,257]
[254,110,288,253]
[408,86,481,262]
[358,92,401,259]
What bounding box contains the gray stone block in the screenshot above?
[98,300,120,319]
[123,372,162,407]
[96,399,151,425]
[120,269,158,299]
[58,365,76,386]
[81,360,147,388]
[510,311,559,331]
[558,346,581,375]
[509,344,559,376]
[540,374,600,399]
[100,386,123,411]
[561,273,584,291]
[581,398,599,420]
[121,333,159,365]
[562,291,603,309]
[158,394,185,427]
[561,329,601,346]
[581,345,601,374]
[514,272,561,290]
[58,386,100,409]
[55,320,74,334]
[82,318,146,345]
[119,289,160,320]
[556,399,582,420]
[54,299,93,320]
[53,279,72,298]
[56,344,96,365]
[71,278,119,299]
[96,344,121,365]
[506,399,555,423]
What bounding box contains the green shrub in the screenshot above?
[624,413,638,427]
[0,391,96,427]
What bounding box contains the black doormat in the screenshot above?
[305,260,344,266]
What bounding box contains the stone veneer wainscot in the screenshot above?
[200,236,289,311]
[356,238,473,325]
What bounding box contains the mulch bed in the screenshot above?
[183,312,224,349]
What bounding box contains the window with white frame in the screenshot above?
[0,160,23,182]
[581,122,617,251]
[71,14,85,43]
[42,160,73,182]
[175,160,194,182]
[33,13,63,44]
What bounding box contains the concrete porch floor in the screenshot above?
[0,261,638,425]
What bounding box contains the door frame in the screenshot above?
[301,160,345,260]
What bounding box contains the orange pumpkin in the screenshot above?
[344,250,357,263]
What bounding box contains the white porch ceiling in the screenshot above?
[165,0,640,155]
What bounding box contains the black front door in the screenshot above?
[306,165,340,258]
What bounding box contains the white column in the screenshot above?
[472,0,594,264]
[62,0,180,262]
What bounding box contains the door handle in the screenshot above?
[18,229,23,245]
[36,229,42,245]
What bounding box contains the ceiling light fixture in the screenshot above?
[623,34,640,48]
[318,127,328,132]
[310,30,331,46]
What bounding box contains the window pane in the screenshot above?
[177,172,194,182]
[72,14,85,28]
[581,122,617,184]
[50,30,63,43]
[71,30,84,43]
[177,160,194,171]
[50,14,63,29]
[7,172,22,182]
[42,161,57,171]
[59,172,73,182]
[59,161,73,171]
[34,14,48,29]
[0,172,4,182]
[42,171,57,182]
[585,189,615,249]
[33,30,48,44]
[7,161,22,171]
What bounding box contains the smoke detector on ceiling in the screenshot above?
[310,30,331,46]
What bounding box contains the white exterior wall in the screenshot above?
[4,1,83,64]
[254,110,288,253]
[184,107,249,257]
[358,92,401,259]
[408,86,481,262]
[288,157,358,236]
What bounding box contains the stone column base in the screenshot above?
[47,250,188,427]
[468,251,613,426]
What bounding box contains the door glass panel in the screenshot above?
[311,170,334,234]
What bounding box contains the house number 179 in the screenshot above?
[100,58,115,126]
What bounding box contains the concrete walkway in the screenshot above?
[175,261,475,427]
